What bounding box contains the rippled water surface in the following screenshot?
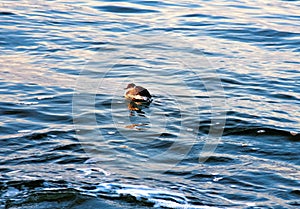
[1,0,300,208]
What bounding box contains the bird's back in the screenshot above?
[135,86,152,98]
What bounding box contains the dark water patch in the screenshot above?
[187,173,216,182]
[1,180,142,209]
[24,131,76,141]
[0,11,16,16]
[243,145,300,162]
[224,106,298,134]
[85,41,109,46]
[4,188,87,209]
[103,27,127,33]
[224,126,300,140]
[159,132,177,138]
[3,152,64,165]
[180,13,231,20]
[93,5,159,14]
[202,155,236,165]
[2,179,60,190]
[270,91,300,101]
[221,76,244,86]
[258,14,300,21]
[46,20,69,26]
[22,130,75,141]
[24,132,51,141]
[198,121,211,134]
[1,108,39,119]
[54,155,88,164]
[134,0,178,7]
[290,190,300,199]
[164,170,193,177]
[181,20,214,27]
[51,143,83,152]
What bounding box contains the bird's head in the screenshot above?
[124,83,136,90]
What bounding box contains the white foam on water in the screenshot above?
[17,101,39,105]
[92,183,223,209]
[77,167,111,176]
[2,187,20,198]
[17,129,32,133]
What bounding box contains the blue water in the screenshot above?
[1,0,300,208]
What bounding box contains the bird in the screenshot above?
[124,83,152,102]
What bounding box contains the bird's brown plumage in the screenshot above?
[125,83,152,102]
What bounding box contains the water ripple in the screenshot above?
[93,5,159,13]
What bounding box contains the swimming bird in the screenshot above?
[124,83,152,102]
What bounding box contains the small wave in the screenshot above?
[207,27,300,50]
[180,13,231,20]
[88,183,222,209]
[94,5,159,14]
[224,126,300,140]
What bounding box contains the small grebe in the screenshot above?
[124,83,152,102]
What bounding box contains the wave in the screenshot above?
[1,180,223,209]
[83,183,223,209]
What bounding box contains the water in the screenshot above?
[1,0,300,208]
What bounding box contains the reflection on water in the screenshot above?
[127,100,151,112]
[1,0,300,208]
